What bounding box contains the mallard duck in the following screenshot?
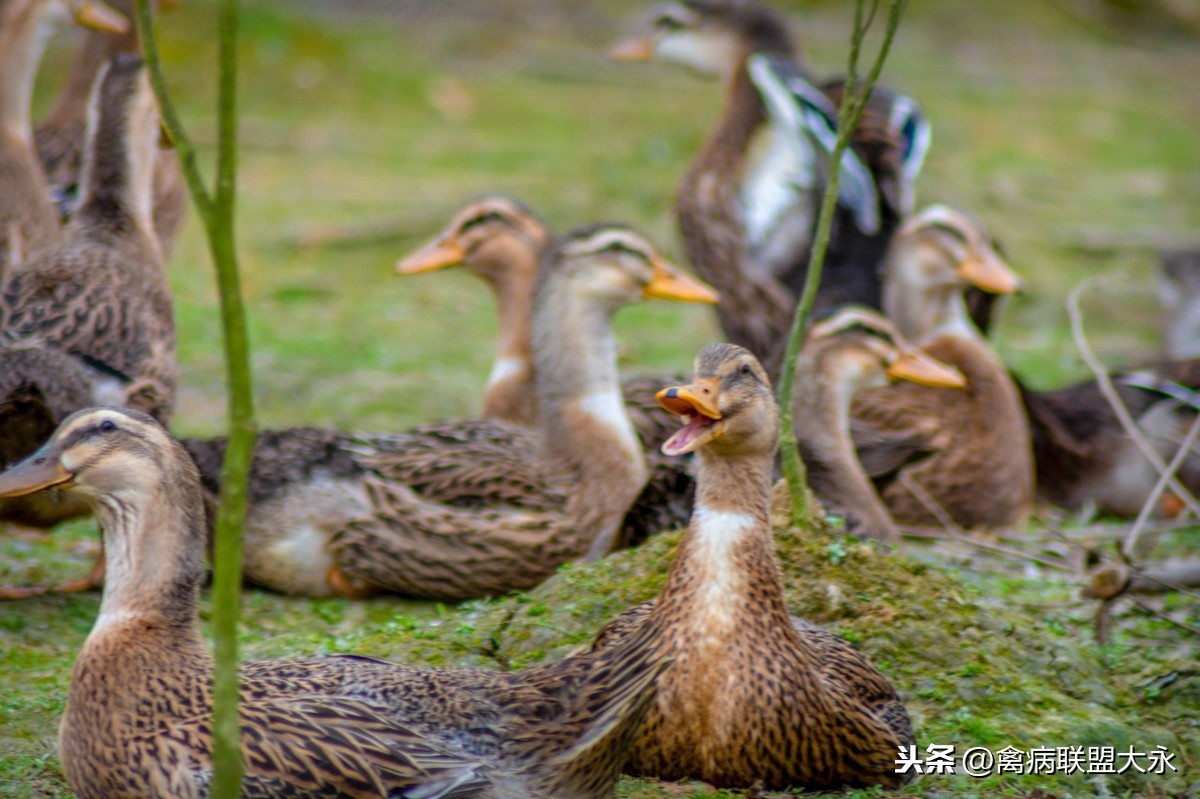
[589,343,914,790]
[1015,359,1200,518]
[795,306,965,543]
[397,195,548,428]
[0,0,127,275]
[396,195,689,451]
[610,0,929,373]
[1158,249,1200,361]
[0,54,173,596]
[0,406,671,799]
[184,224,716,600]
[34,0,187,253]
[851,204,1033,531]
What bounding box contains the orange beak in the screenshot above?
[886,347,967,389]
[73,0,132,34]
[396,235,465,275]
[657,377,723,456]
[642,257,719,304]
[957,247,1023,295]
[608,35,656,62]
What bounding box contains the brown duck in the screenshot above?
[397,194,690,451]
[795,305,965,543]
[184,224,716,600]
[0,0,127,275]
[589,343,914,790]
[852,204,1033,531]
[611,0,928,374]
[1,54,175,595]
[0,406,671,799]
[34,0,187,253]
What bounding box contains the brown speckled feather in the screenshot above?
[591,344,912,790]
[34,0,187,253]
[853,336,1034,529]
[0,56,174,536]
[30,408,669,799]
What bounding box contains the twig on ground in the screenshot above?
[1065,279,1200,525]
[898,475,1076,572]
[1125,410,1200,556]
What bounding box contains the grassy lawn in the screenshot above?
[2,0,1199,796]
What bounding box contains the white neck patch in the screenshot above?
[687,506,759,631]
[578,389,639,457]
[487,355,529,387]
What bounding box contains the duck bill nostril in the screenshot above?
[0,454,74,499]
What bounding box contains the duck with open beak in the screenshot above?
[657,377,723,456]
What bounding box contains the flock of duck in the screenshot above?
[1,0,1197,797]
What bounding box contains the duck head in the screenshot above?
[658,342,777,458]
[540,223,719,312]
[396,195,549,284]
[609,1,794,80]
[805,305,966,394]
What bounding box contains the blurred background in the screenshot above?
[30,0,1200,434]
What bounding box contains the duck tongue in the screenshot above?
[662,414,717,457]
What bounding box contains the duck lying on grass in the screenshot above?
[0,406,671,799]
[590,343,915,790]
[184,224,714,599]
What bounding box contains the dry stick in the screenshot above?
[778,0,908,529]
[897,474,1076,573]
[136,1,252,796]
[1125,409,1200,556]
[1065,279,1200,523]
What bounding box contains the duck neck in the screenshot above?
[0,0,54,143]
[885,267,979,347]
[794,352,861,469]
[793,352,897,538]
[686,58,766,203]
[481,257,536,411]
[654,446,792,627]
[88,470,207,643]
[44,24,140,136]
[75,72,159,242]
[533,284,647,556]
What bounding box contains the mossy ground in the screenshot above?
[2,0,1200,797]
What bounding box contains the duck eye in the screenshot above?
[99,420,116,432]
[740,363,753,376]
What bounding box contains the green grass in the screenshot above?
[4,1,1200,797]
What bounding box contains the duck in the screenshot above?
[1158,249,1200,361]
[851,204,1033,531]
[0,406,671,799]
[1014,360,1200,518]
[794,305,965,543]
[588,343,914,790]
[397,195,548,428]
[0,54,174,595]
[395,194,687,451]
[34,0,187,253]
[0,0,127,275]
[610,0,929,374]
[183,223,716,600]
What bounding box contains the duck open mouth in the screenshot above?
[657,382,722,456]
